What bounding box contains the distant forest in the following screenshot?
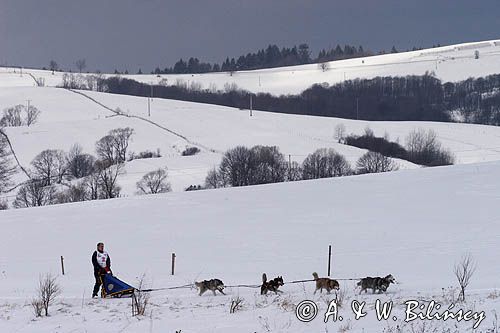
[148,43,428,75]
[97,73,500,125]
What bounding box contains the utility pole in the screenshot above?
[27,99,31,112]
[250,95,253,117]
[148,83,153,117]
[288,154,292,170]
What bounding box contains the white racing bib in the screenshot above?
[96,251,109,268]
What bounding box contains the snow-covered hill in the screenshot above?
[0,162,499,332]
[2,39,500,95]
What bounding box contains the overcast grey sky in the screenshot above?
[1,0,499,72]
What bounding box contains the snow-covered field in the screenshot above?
[1,38,500,332]
[0,162,500,332]
[2,39,500,95]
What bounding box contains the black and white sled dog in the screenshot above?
[357,274,396,294]
[261,273,284,295]
[195,279,226,296]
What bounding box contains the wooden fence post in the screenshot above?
[171,253,176,275]
[327,245,332,277]
[60,256,65,275]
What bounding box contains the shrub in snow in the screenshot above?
[181,147,201,156]
[454,253,476,302]
[128,149,161,161]
[32,273,61,317]
[132,274,150,316]
[405,128,454,166]
[0,200,8,210]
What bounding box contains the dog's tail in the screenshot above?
[312,272,319,280]
[262,273,267,283]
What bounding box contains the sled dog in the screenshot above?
[357,274,396,294]
[312,272,340,294]
[260,273,284,295]
[195,279,226,296]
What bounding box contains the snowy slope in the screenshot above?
[0,162,499,332]
[2,39,500,95]
[4,84,500,202]
[0,86,424,200]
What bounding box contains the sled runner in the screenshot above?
[100,274,135,298]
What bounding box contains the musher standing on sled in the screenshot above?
[92,242,112,298]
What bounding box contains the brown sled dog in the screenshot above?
[260,273,284,295]
[312,272,340,294]
[195,279,226,296]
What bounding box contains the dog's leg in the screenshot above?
[212,289,216,296]
[199,289,205,296]
[314,288,317,295]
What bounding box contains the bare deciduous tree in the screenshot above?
[217,145,287,187]
[250,145,287,184]
[356,151,398,174]
[302,148,352,180]
[334,123,346,143]
[318,62,330,72]
[218,146,257,187]
[0,130,16,192]
[136,168,171,194]
[75,58,87,73]
[96,128,134,165]
[95,135,116,164]
[286,161,302,182]
[49,60,58,72]
[204,168,226,189]
[109,128,134,163]
[13,181,58,208]
[406,128,454,166]
[96,161,123,199]
[67,144,96,179]
[454,253,476,302]
[0,105,24,127]
[56,181,89,203]
[25,105,41,126]
[84,172,100,200]
[31,149,68,185]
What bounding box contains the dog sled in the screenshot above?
[100,273,135,298]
